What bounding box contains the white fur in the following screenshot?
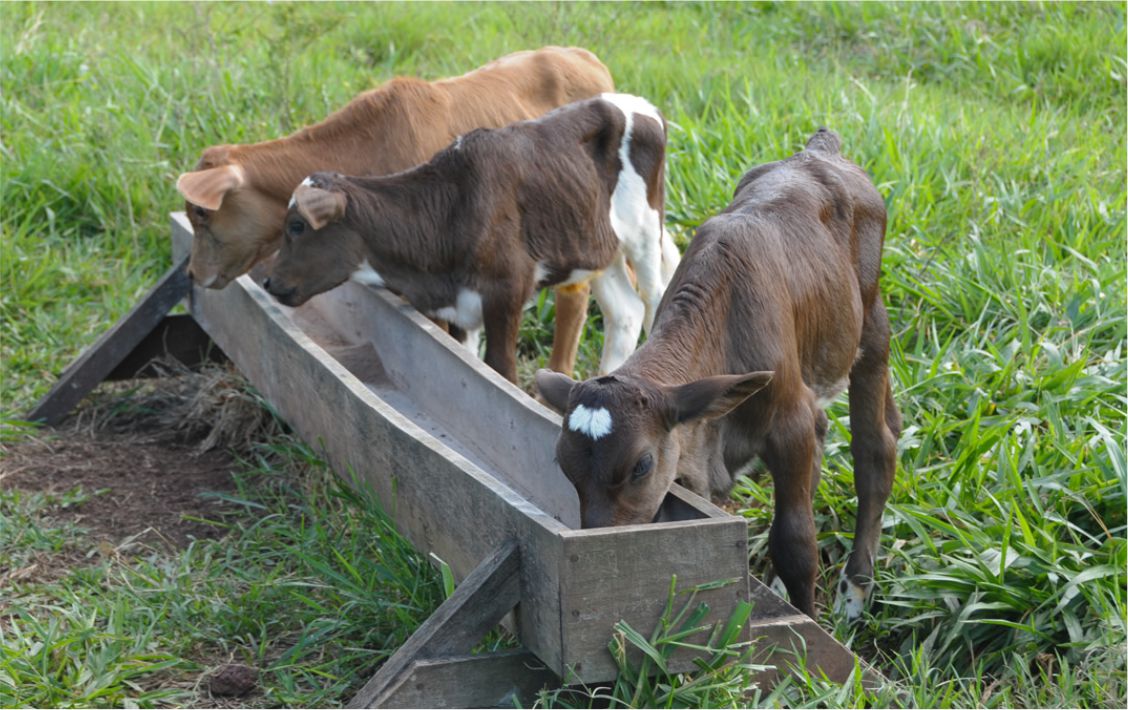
[463,327,483,359]
[289,176,315,209]
[568,404,613,440]
[532,262,550,286]
[835,568,869,622]
[350,259,385,287]
[589,93,680,374]
[433,288,484,331]
[591,255,644,374]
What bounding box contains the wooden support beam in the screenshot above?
[373,650,557,709]
[349,540,549,708]
[27,256,191,425]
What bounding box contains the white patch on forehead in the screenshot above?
[453,135,463,150]
[433,288,484,331]
[568,404,613,440]
[350,259,385,287]
[288,176,316,209]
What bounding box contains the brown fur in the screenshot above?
[264,96,668,384]
[178,46,614,374]
[536,129,901,619]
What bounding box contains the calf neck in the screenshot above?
[176,46,614,375]
[537,129,901,621]
[265,94,680,383]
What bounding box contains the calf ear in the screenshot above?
[176,164,245,211]
[666,371,773,426]
[535,369,577,414]
[293,185,347,231]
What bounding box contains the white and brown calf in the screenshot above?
[263,93,680,383]
[176,46,614,375]
[537,129,901,621]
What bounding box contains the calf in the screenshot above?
[176,46,614,375]
[536,129,901,621]
[263,93,681,384]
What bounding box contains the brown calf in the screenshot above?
[264,94,680,384]
[536,129,901,621]
[176,46,614,375]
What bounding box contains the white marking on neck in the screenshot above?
[568,404,613,440]
[433,288,484,330]
[600,92,662,124]
[350,259,385,287]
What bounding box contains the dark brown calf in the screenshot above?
[176,46,615,376]
[264,94,680,383]
[537,129,901,620]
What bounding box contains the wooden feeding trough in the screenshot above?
[30,213,875,707]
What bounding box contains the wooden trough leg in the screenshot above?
[26,255,195,425]
[348,539,558,709]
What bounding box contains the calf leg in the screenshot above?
[590,255,645,374]
[838,297,900,621]
[660,226,681,284]
[811,407,829,495]
[762,399,820,618]
[546,283,589,376]
[623,226,676,334]
[481,295,524,384]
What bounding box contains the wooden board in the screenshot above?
[27,258,191,425]
[170,212,869,689]
[349,540,523,708]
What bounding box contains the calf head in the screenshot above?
[177,147,284,289]
[535,368,772,527]
[263,174,357,307]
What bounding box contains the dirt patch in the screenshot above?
[1,428,237,550]
[0,368,274,556]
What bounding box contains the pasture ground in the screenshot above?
[2,2,1126,707]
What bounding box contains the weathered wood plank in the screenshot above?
[171,213,571,674]
[169,212,874,691]
[312,281,581,526]
[375,650,558,709]
[745,614,885,688]
[349,540,527,708]
[27,257,191,425]
[557,516,751,680]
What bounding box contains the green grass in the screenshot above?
[1,427,445,707]
[2,1,1125,707]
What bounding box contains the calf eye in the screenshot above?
[631,453,654,481]
[287,219,306,237]
[192,205,208,220]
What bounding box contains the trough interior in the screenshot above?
[243,264,714,531]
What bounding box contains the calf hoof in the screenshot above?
[834,567,870,622]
